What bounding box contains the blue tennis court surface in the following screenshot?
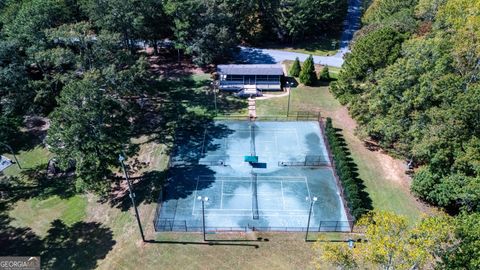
[155,121,351,232]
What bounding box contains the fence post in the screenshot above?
[318,221,322,232]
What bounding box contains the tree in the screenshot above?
[440,212,480,269]
[363,0,418,25]
[165,0,238,66]
[299,55,316,85]
[47,73,130,195]
[319,65,330,81]
[314,211,456,269]
[1,0,73,47]
[0,116,20,146]
[289,57,301,77]
[80,0,143,53]
[275,0,348,42]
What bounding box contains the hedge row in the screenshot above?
[325,117,368,219]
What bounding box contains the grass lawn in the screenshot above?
[256,85,425,224]
[2,146,53,177]
[264,37,339,56]
[1,73,425,269]
[9,195,87,236]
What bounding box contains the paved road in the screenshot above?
[237,0,363,67]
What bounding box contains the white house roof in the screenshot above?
[217,64,283,76]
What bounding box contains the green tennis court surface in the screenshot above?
[155,121,350,232]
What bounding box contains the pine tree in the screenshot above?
[319,65,331,81]
[289,57,301,77]
[299,55,316,86]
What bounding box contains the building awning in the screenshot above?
[217,64,283,76]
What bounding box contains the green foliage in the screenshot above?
[440,212,480,269]
[165,0,238,66]
[340,27,404,82]
[334,0,480,211]
[0,115,20,146]
[325,117,370,219]
[47,74,130,195]
[1,0,73,47]
[319,65,330,81]
[363,0,418,25]
[276,0,347,42]
[315,211,456,269]
[299,55,316,85]
[289,57,301,77]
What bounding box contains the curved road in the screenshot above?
[237,0,363,67]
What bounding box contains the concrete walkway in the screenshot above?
[237,0,363,67]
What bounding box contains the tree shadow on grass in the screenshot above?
[0,198,115,270]
[42,219,115,270]
[330,127,373,217]
[1,164,77,205]
[109,170,166,211]
[0,203,43,256]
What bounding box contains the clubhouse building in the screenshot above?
[217,64,284,96]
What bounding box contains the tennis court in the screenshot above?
[155,121,351,232]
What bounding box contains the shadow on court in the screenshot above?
[145,239,260,248]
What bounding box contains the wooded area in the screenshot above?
[332,0,480,214]
[0,0,346,193]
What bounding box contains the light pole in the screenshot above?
[0,142,21,169]
[197,196,209,241]
[119,154,145,242]
[305,196,318,242]
[286,81,292,117]
[210,81,218,113]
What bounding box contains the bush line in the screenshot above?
[325,117,368,219]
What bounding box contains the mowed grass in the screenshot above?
[2,146,53,177]
[263,37,339,56]
[9,195,87,236]
[2,73,422,268]
[257,85,424,224]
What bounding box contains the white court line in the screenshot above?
[221,179,224,208]
[280,181,286,210]
[192,176,200,215]
[191,208,309,212]
[198,175,308,180]
[274,133,279,152]
[305,176,312,201]
[225,129,297,132]
[194,214,311,217]
[197,179,306,182]
[295,129,300,148]
[223,192,281,196]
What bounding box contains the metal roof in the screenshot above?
[217,64,283,76]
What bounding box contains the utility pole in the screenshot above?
[287,82,292,117]
[119,154,145,242]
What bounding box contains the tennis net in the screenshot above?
[250,124,256,157]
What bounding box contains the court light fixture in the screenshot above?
[198,196,209,241]
[305,196,318,242]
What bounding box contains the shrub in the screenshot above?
[289,57,301,77]
[319,65,331,81]
[299,55,317,86]
[324,117,369,220]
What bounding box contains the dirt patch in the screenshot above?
[142,48,209,79]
